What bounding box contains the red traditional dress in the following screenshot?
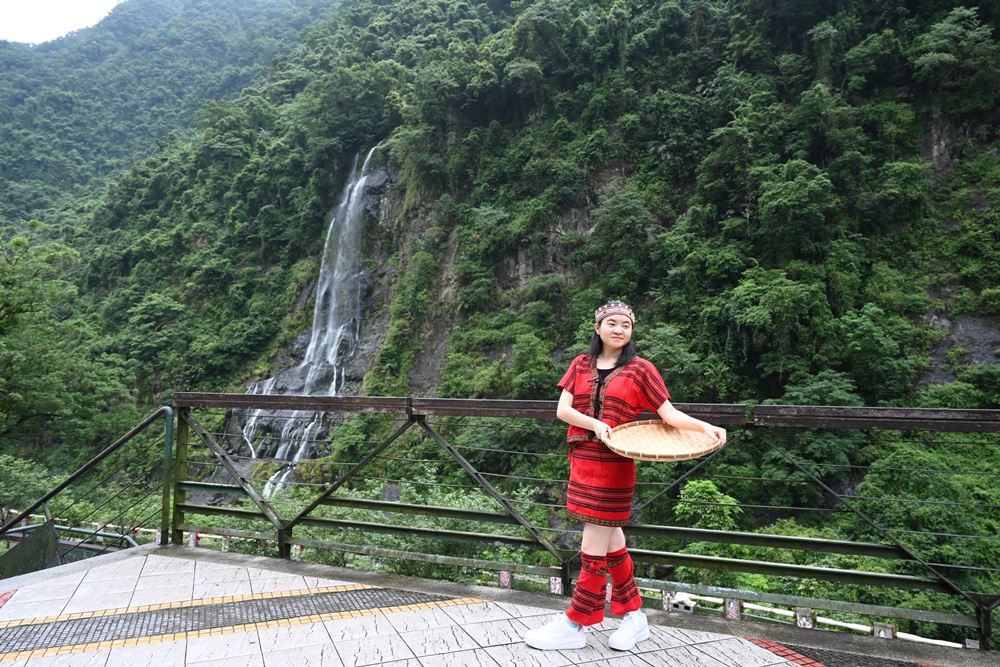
[557,354,671,527]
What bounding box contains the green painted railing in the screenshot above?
[0,407,174,577]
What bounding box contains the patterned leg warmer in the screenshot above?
[566,553,608,626]
[607,546,642,616]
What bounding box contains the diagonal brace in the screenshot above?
[183,412,286,530]
[286,418,416,530]
[417,417,564,563]
[762,434,980,608]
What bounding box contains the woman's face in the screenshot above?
[594,315,633,352]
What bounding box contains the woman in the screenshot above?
[525,300,727,651]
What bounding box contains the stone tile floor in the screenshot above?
[0,546,987,667]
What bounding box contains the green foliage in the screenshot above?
[0,0,337,223]
[0,455,57,520]
[909,7,1000,118]
[674,479,742,531]
[0,228,139,468]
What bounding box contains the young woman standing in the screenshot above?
[525,301,727,651]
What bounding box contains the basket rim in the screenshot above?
[606,420,723,461]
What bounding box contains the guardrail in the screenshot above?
[169,394,999,649]
[0,407,174,577]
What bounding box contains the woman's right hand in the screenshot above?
[593,419,613,443]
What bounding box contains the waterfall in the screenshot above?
[236,147,378,494]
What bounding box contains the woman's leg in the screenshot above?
[525,522,616,649]
[604,526,647,650]
[608,526,626,553]
[607,529,641,616]
[567,522,617,626]
[580,522,616,557]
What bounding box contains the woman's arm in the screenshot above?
[656,400,727,445]
[556,389,613,442]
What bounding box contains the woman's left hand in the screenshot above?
[704,425,727,445]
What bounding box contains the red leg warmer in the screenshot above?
[566,553,608,626]
[607,546,642,616]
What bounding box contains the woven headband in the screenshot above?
[595,302,635,323]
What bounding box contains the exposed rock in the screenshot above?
[342,166,401,393]
[408,228,459,395]
[921,312,1000,385]
[923,116,964,172]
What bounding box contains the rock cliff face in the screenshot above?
[240,162,404,401]
[344,172,618,397]
[342,165,401,396]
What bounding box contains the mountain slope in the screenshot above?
[0,0,337,223]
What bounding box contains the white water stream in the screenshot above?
[236,148,377,494]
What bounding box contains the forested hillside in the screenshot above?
[2,0,998,456]
[0,0,336,224]
[0,0,337,468]
[65,0,1000,410]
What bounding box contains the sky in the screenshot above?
[0,0,125,44]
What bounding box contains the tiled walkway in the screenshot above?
[0,546,986,666]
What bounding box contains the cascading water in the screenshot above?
[236,147,378,494]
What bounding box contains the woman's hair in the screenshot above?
[587,301,637,367]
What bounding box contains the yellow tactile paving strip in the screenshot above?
[0,583,376,629]
[0,585,484,662]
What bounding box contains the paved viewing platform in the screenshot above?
[0,545,990,667]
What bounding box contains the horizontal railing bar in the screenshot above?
[638,580,979,628]
[755,405,1000,432]
[173,393,410,413]
[412,398,557,419]
[173,395,1000,431]
[315,498,520,524]
[842,495,1000,509]
[415,399,743,421]
[178,523,277,541]
[176,503,270,522]
[295,516,547,550]
[178,494,904,558]
[173,394,749,423]
[628,549,950,592]
[287,536,562,575]
[178,481,248,496]
[625,525,909,560]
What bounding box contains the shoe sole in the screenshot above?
[525,638,587,650]
[608,627,650,651]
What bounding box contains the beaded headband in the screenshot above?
[595,301,635,324]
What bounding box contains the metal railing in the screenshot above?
[0,407,174,576]
[169,394,999,649]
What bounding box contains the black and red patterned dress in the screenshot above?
[557,354,671,526]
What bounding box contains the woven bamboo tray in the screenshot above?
[607,420,723,461]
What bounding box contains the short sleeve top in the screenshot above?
[557,354,671,443]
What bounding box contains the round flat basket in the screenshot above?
[607,420,723,462]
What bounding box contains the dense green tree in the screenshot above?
[0,229,138,468]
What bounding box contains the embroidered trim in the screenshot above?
[567,509,630,527]
[581,555,609,576]
[590,357,629,424]
[607,550,629,569]
[595,301,635,323]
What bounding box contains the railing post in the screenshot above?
[159,407,174,546]
[171,406,189,545]
[278,526,293,559]
[560,560,571,597]
[977,605,992,651]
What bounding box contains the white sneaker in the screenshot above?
[608,610,649,650]
[524,614,586,650]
